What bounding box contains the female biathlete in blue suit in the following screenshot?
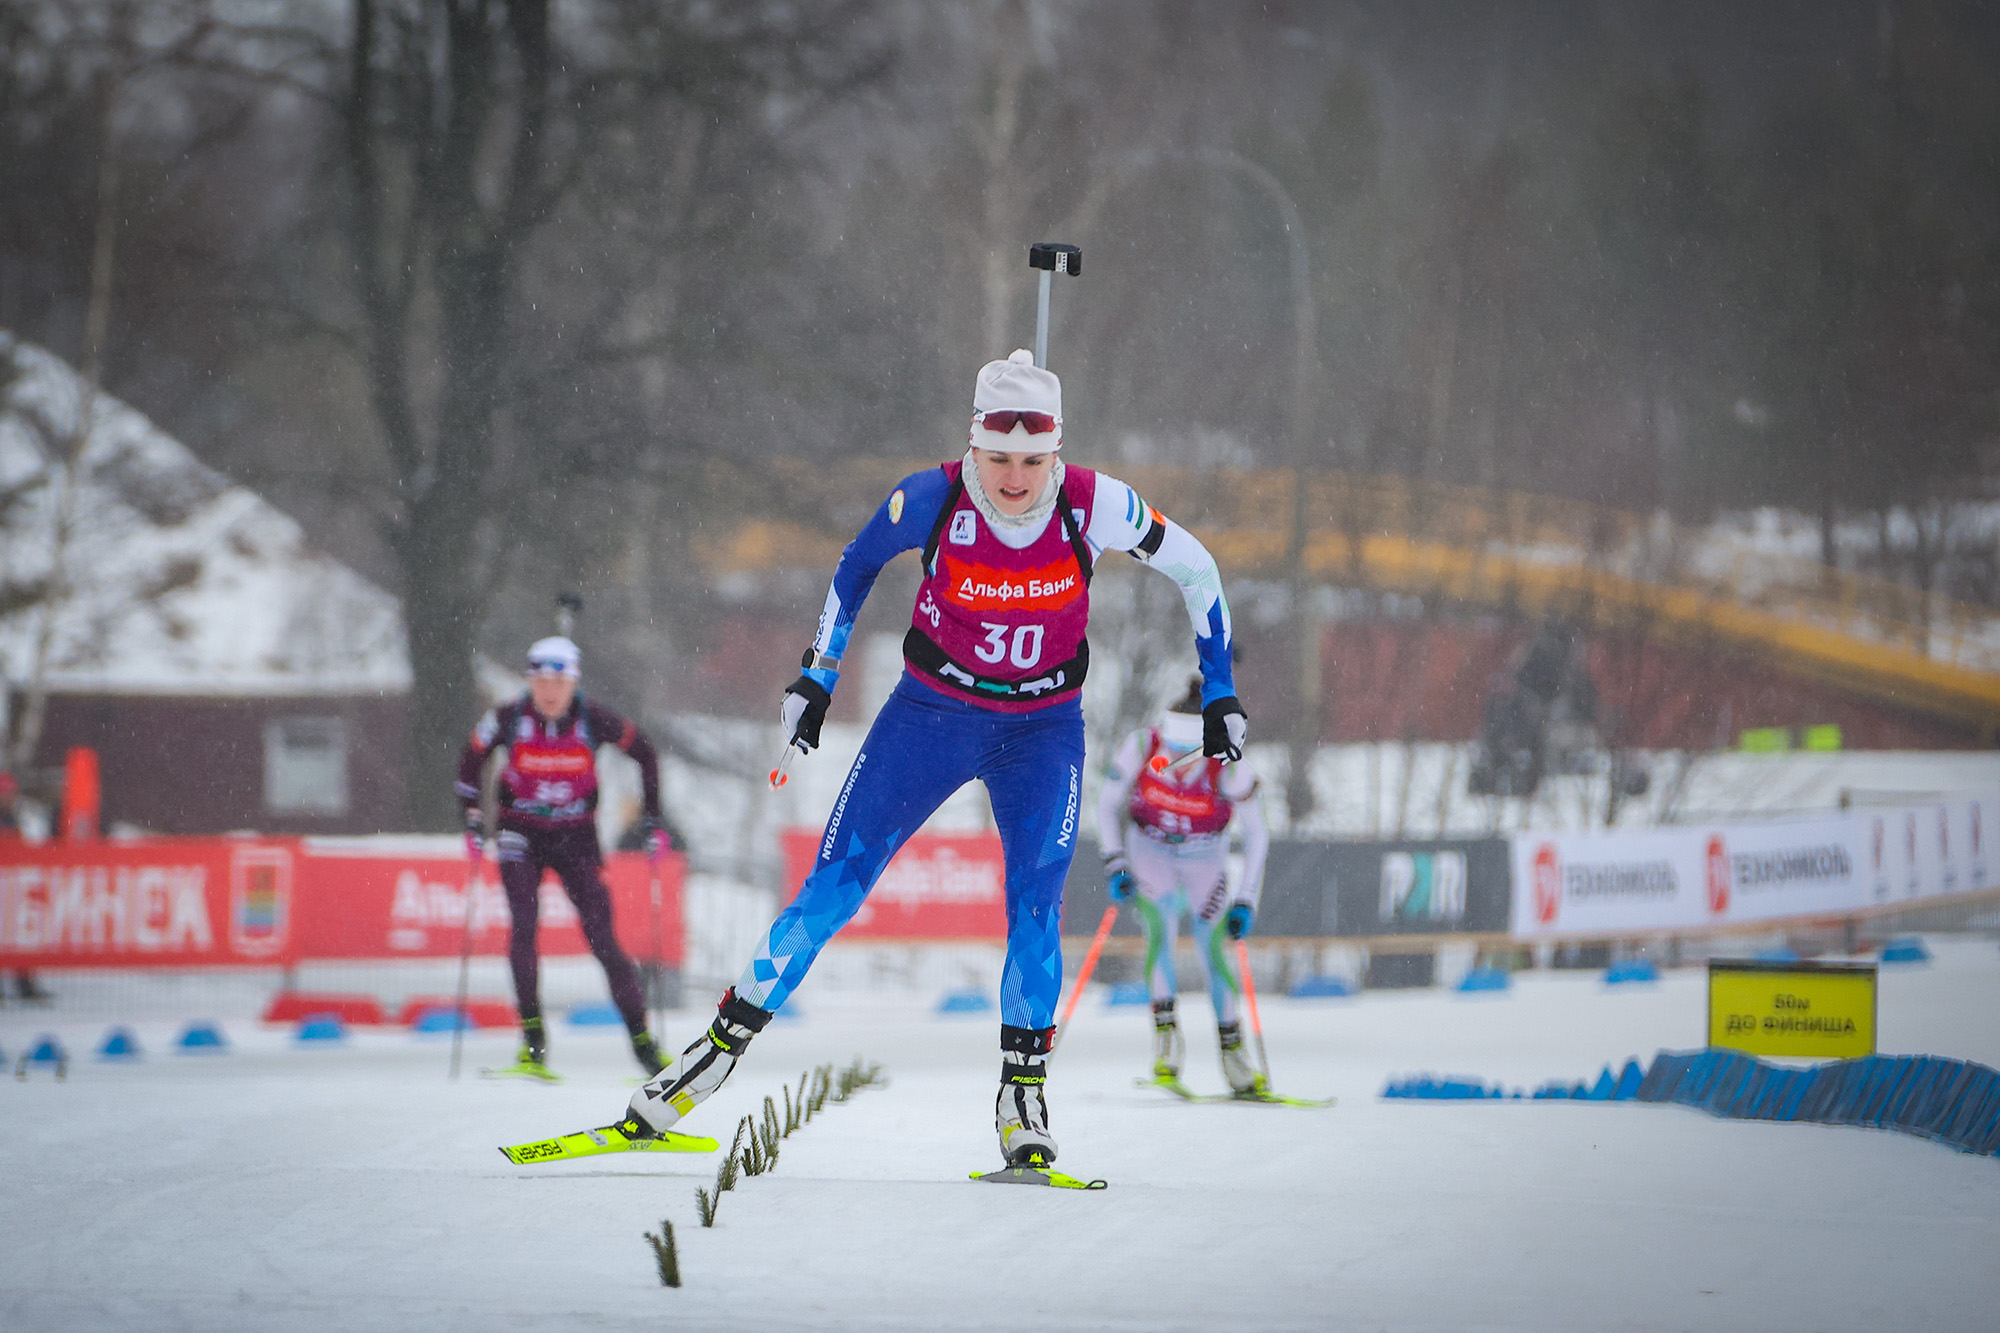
[622,349,1248,1168]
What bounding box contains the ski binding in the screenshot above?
[499,1118,718,1164]
[971,1150,1106,1189]
[1136,1074,1336,1108]
[481,1061,562,1083]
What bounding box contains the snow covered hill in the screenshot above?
[0,331,407,695]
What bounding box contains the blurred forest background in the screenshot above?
[2,0,1995,828]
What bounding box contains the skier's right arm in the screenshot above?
[456,704,507,857]
[1095,731,1144,852]
[455,707,503,808]
[783,469,954,750]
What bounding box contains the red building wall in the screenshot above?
[19,692,411,836]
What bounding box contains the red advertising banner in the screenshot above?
[0,838,299,968]
[292,845,683,966]
[0,838,683,968]
[779,827,1006,939]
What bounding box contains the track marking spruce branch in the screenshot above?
[693,1057,886,1228]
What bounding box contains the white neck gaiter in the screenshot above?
[962,448,1066,541]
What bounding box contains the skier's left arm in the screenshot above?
[1086,475,1246,759]
[588,700,667,850]
[1225,765,1269,939]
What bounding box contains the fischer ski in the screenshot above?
[1217,1089,1337,1108]
[971,1146,1106,1189]
[481,1060,562,1083]
[498,1117,718,1164]
[971,1165,1107,1189]
[1135,1075,1335,1108]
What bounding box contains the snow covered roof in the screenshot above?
[0,331,410,695]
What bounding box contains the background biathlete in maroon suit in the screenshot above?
[455,635,669,1076]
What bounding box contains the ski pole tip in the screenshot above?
[1148,754,1169,773]
[768,768,788,789]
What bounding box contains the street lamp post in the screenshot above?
[1192,151,1322,824]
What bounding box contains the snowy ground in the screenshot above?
[4,937,1999,1332]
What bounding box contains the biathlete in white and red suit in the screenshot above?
[455,636,668,1077]
[1097,678,1270,1095]
[624,348,1249,1169]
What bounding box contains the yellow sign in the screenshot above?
[1707,959,1876,1059]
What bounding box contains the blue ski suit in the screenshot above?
[738,459,1237,1030]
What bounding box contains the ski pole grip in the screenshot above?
[1027,242,1081,276]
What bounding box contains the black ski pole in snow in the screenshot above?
[1027,242,1081,369]
[647,843,667,1036]
[449,846,483,1080]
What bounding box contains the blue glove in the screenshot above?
[1224,902,1255,940]
[1103,851,1136,903]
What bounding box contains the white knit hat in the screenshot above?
[1159,711,1203,751]
[969,349,1063,452]
[526,636,581,679]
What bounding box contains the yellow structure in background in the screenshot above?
[708,462,2000,737]
[1707,959,1877,1060]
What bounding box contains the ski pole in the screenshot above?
[448,846,483,1081]
[1026,242,1082,369]
[1236,938,1270,1088]
[768,743,797,790]
[1148,746,1212,777]
[647,841,667,1037]
[1052,904,1119,1051]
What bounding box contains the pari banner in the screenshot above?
[0,838,684,968]
[1509,793,2000,941]
[779,828,1006,939]
[1255,839,1512,937]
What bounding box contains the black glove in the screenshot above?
[781,676,833,752]
[1202,695,1248,762]
[636,814,672,858]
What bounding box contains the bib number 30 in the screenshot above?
[975,621,1044,669]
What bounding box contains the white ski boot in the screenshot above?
[996,1024,1058,1166]
[627,988,770,1135]
[1218,1020,1265,1096]
[1150,999,1184,1081]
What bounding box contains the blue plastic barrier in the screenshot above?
[1107,982,1151,1006]
[565,1002,623,1026]
[411,1007,472,1033]
[19,1034,68,1077]
[97,1027,142,1060]
[1635,1047,2000,1156]
[177,1022,228,1052]
[1289,975,1355,998]
[1880,936,1931,964]
[1456,967,1510,993]
[1383,1074,1522,1100]
[937,989,993,1014]
[297,1014,348,1042]
[1605,959,1659,985]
